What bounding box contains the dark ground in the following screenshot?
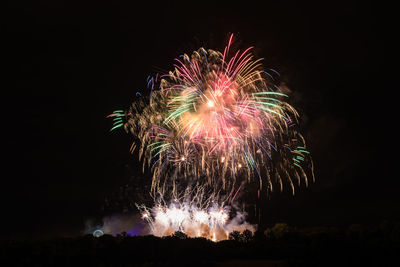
[1,222,399,266]
[2,0,397,248]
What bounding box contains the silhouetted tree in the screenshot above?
[229,230,241,241]
[242,229,254,242]
[264,223,293,240]
[173,231,188,239]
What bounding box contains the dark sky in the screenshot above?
[3,0,396,240]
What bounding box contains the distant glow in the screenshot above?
[93,229,104,238]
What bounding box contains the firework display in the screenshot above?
[136,185,255,241]
[108,35,314,240]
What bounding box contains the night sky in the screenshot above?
[3,1,396,240]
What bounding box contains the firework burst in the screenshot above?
[115,35,313,199]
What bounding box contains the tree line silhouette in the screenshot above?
[1,221,399,266]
